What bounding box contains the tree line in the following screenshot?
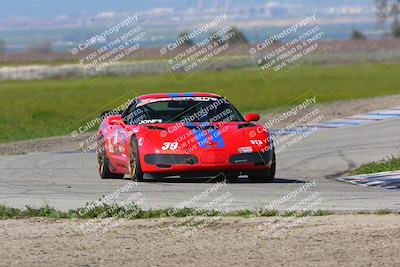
[352,0,400,40]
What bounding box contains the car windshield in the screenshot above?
[124,97,244,124]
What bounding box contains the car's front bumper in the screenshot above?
[141,150,274,173]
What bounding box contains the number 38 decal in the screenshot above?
[161,142,178,150]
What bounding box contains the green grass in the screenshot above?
[0,204,333,220]
[0,57,167,67]
[1,63,400,143]
[375,209,393,215]
[357,211,371,215]
[349,156,400,175]
[357,210,399,215]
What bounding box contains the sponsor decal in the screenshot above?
[139,119,163,124]
[238,147,253,153]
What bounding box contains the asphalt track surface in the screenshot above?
[0,118,399,212]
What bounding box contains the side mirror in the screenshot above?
[109,116,125,126]
[245,113,260,122]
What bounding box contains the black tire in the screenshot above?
[129,136,144,182]
[248,151,276,182]
[97,135,124,179]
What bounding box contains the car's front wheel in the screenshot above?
[248,151,276,182]
[129,136,144,182]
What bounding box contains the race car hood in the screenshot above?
[138,121,271,154]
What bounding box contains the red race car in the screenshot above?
[97,92,275,182]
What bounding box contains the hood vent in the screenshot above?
[146,125,167,130]
[184,125,219,130]
[238,123,255,129]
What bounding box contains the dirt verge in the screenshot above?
[0,215,399,267]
